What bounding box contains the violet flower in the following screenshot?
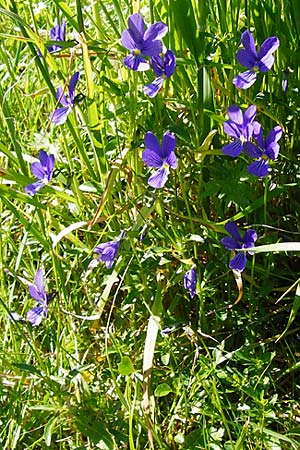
[94,240,121,269]
[25,150,55,195]
[143,49,176,97]
[121,13,168,71]
[221,222,257,272]
[233,30,280,89]
[50,71,80,125]
[26,269,48,326]
[184,269,197,299]
[222,104,257,157]
[142,131,177,188]
[244,124,283,177]
[48,19,66,53]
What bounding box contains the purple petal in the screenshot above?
[221,236,240,251]
[165,151,177,169]
[224,221,242,242]
[94,241,120,269]
[252,121,264,146]
[31,162,45,179]
[141,39,162,57]
[243,123,254,141]
[143,77,165,97]
[223,121,242,139]
[164,50,176,77]
[240,30,258,58]
[142,148,163,168]
[265,142,279,160]
[38,150,49,168]
[127,14,146,43]
[24,180,45,195]
[236,49,256,68]
[151,56,164,77]
[243,229,257,247]
[148,167,169,188]
[266,126,282,146]
[69,72,80,103]
[144,21,168,41]
[258,36,280,60]
[258,54,275,72]
[26,306,44,326]
[46,154,55,180]
[34,269,45,297]
[56,87,69,106]
[227,104,243,124]
[162,131,176,157]
[144,131,163,157]
[50,106,70,125]
[229,252,247,272]
[222,139,243,157]
[184,269,197,299]
[123,54,149,71]
[247,159,270,177]
[243,142,262,158]
[232,70,257,89]
[121,29,138,50]
[243,105,257,125]
[29,285,43,303]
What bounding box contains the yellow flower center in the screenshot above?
[253,65,259,73]
[133,49,141,56]
[262,154,268,160]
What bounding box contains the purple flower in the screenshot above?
[50,71,80,125]
[121,13,168,71]
[244,124,283,177]
[94,240,121,269]
[26,269,48,326]
[184,269,197,299]
[142,131,177,188]
[233,30,280,89]
[143,50,176,97]
[221,222,257,272]
[24,150,55,195]
[48,19,66,53]
[222,104,257,157]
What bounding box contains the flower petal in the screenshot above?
[121,29,137,50]
[258,54,275,72]
[266,126,282,146]
[258,36,280,60]
[123,54,149,71]
[236,49,256,68]
[165,151,177,169]
[29,285,43,303]
[148,167,169,188]
[143,77,165,97]
[56,87,68,106]
[144,21,168,41]
[184,269,197,299]
[24,180,45,195]
[26,306,44,326]
[144,131,163,157]
[247,159,270,177]
[30,162,45,179]
[265,142,279,160]
[223,120,242,139]
[243,105,257,125]
[38,150,49,168]
[142,148,163,168]
[229,252,247,272]
[46,155,55,181]
[243,229,257,247]
[221,236,240,251]
[224,221,242,242]
[240,30,258,58]
[244,142,262,158]
[164,50,176,77]
[50,106,70,125]
[69,72,80,103]
[141,39,162,57]
[34,269,45,296]
[222,139,243,157]
[162,131,176,158]
[232,70,257,89]
[227,104,243,124]
[127,13,146,43]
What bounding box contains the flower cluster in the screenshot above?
[122,13,176,97]
[25,150,55,195]
[221,222,257,272]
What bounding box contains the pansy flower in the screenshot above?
[222,104,257,157]
[94,239,121,269]
[47,19,66,53]
[144,49,176,97]
[142,131,177,188]
[27,269,48,326]
[25,150,55,195]
[50,71,80,125]
[244,124,283,177]
[233,30,280,89]
[184,269,197,299]
[221,222,257,272]
[121,13,168,71]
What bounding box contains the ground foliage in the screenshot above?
[0,0,300,449]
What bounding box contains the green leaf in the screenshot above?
[276,282,300,342]
[12,363,41,375]
[154,383,172,397]
[117,356,135,376]
[44,416,58,447]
